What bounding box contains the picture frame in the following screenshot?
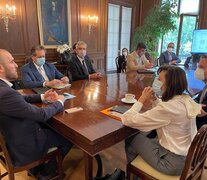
[37,0,72,48]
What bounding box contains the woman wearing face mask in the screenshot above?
[159,42,181,66]
[122,65,204,177]
[117,48,128,73]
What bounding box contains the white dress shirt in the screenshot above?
[0,78,13,87]
[122,95,201,156]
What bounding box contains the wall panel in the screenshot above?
[0,0,159,74]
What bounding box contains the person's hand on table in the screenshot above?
[60,76,69,83]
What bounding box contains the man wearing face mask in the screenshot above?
[68,41,101,81]
[126,42,153,72]
[194,55,207,129]
[21,45,69,88]
[159,42,181,66]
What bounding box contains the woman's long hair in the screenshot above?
[157,65,188,102]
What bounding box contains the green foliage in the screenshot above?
[132,0,178,58]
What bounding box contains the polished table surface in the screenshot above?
[48,72,153,153]
[20,70,204,180]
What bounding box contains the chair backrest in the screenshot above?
[155,58,160,67]
[115,57,119,69]
[10,80,25,90]
[0,131,14,172]
[66,66,73,82]
[180,124,207,179]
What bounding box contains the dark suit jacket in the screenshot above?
[0,80,63,166]
[195,86,207,130]
[68,56,96,81]
[21,60,64,88]
[159,51,181,66]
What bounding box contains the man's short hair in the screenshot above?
[201,54,207,59]
[30,45,45,56]
[76,41,87,49]
[136,43,147,50]
[167,42,174,47]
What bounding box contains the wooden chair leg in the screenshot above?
[8,172,15,180]
[127,166,131,180]
[55,152,63,180]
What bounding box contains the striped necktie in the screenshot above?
[38,67,49,81]
[82,60,89,75]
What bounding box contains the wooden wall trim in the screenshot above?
[199,0,207,29]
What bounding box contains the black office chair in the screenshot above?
[10,80,25,90]
[115,56,126,73]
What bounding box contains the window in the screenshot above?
[179,0,200,14]
[107,4,132,71]
[107,4,120,71]
[120,7,132,52]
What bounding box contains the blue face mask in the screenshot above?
[36,57,45,66]
[152,77,163,97]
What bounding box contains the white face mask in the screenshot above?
[167,48,173,53]
[123,52,127,56]
[77,50,86,59]
[152,77,163,97]
[194,67,205,80]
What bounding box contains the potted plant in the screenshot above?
[57,44,73,64]
[132,0,178,58]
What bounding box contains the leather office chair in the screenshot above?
[127,124,207,180]
[0,131,64,180]
[154,58,160,67]
[115,56,126,73]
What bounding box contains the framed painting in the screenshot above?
[37,0,71,48]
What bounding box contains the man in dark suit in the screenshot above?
[194,55,207,129]
[159,42,181,66]
[0,49,73,179]
[68,41,101,81]
[21,45,69,88]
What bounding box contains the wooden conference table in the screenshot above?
[20,70,204,180]
[48,72,153,180]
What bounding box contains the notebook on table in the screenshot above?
[32,87,50,94]
[100,105,130,121]
[137,68,156,74]
[111,105,130,114]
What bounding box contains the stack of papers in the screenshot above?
[63,93,76,101]
[51,83,71,89]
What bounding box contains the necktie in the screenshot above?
[82,60,89,75]
[38,67,49,81]
[199,85,207,103]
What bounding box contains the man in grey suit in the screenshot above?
[159,42,181,66]
[21,45,69,88]
[0,49,73,179]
